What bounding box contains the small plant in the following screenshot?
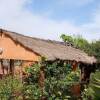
[23,84,42,100]
[82,70,100,100]
[0,76,23,100]
[82,86,95,100]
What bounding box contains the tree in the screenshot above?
[90,40,100,62]
[60,34,74,43]
[61,34,90,51]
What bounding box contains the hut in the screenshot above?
[0,29,97,83]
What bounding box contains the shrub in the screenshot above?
[24,60,80,99]
[82,70,100,100]
[0,76,23,100]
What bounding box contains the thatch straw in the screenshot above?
[0,29,96,64]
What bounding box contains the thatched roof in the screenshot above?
[0,29,96,64]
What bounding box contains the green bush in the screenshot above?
[24,60,80,99]
[23,63,42,99]
[0,61,81,100]
[44,61,80,99]
[23,84,42,100]
[90,70,100,100]
[0,76,23,100]
[82,70,100,100]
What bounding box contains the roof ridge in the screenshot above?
[0,28,73,46]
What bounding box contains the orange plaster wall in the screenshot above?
[0,33,40,61]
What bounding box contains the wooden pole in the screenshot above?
[1,59,4,74]
[38,65,45,100]
[9,59,14,75]
[20,60,23,83]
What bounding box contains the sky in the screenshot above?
[0,0,100,41]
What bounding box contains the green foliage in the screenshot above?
[61,34,90,52]
[61,34,74,43]
[0,76,23,100]
[74,36,91,53]
[44,61,80,99]
[82,86,95,100]
[90,70,100,100]
[23,63,42,99]
[45,61,70,99]
[25,63,40,84]
[82,70,100,100]
[91,41,100,62]
[24,61,80,99]
[23,84,42,100]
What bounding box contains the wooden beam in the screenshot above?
[1,59,4,74]
[9,59,14,75]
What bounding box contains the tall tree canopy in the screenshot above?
[91,41,100,62]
